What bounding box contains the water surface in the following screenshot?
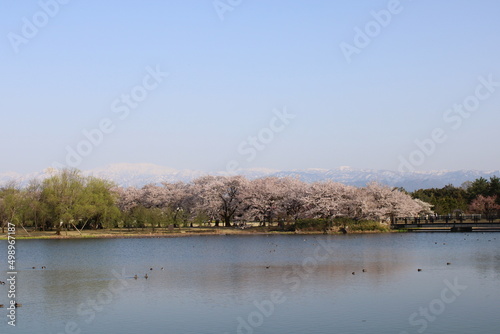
[1,233,499,333]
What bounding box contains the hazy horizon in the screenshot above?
[3,161,500,178]
[3,161,500,194]
[2,1,499,174]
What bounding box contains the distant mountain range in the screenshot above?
[1,163,499,192]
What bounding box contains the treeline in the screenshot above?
[0,169,432,232]
[0,169,120,233]
[411,176,500,216]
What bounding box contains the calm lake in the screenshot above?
[1,233,499,334]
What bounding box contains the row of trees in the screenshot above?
[116,175,432,229]
[0,170,120,233]
[0,169,433,232]
[411,176,500,216]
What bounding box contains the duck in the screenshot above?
[144,274,148,279]
[417,269,422,272]
[41,266,46,269]
[0,304,3,308]
[446,262,451,265]
[15,303,22,307]
[362,269,367,272]
[134,275,138,280]
[352,272,355,275]
[0,281,5,285]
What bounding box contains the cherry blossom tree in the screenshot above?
[218,176,248,227]
[361,182,431,221]
[140,184,169,209]
[244,177,290,226]
[114,186,142,213]
[279,177,310,223]
[469,195,500,217]
[192,175,248,227]
[304,181,353,221]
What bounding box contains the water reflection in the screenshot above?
[0,233,499,334]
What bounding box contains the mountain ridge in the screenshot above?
[1,163,499,192]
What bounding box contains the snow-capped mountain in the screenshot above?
[86,163,207,186]
[270,167,500,191]
[1,163,499,191]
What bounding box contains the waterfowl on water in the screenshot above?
[144,274,148,279]
[134,275,138,279]
[0,304,3,308]
[362,269,366,272]
[15,303,22,307]
[417,269,422,272]
[41,266,46,269]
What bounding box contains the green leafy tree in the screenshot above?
[412,185,468,215]
[126,205,164,231]
[20,180,49,231]
[0,182,22,233]
[465,177,489,201]
[40,169,85,233]
[464,176,500,204]
[74,177,121,229]
[487,176,500,202]
[39,169,121,233]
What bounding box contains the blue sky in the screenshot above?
[1,0,500,174]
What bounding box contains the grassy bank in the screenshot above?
[0,219,394,240]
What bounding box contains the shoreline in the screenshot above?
[0,228,397,240]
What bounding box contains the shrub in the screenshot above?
[293,218,389,232]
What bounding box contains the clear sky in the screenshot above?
[1,0,500,174]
